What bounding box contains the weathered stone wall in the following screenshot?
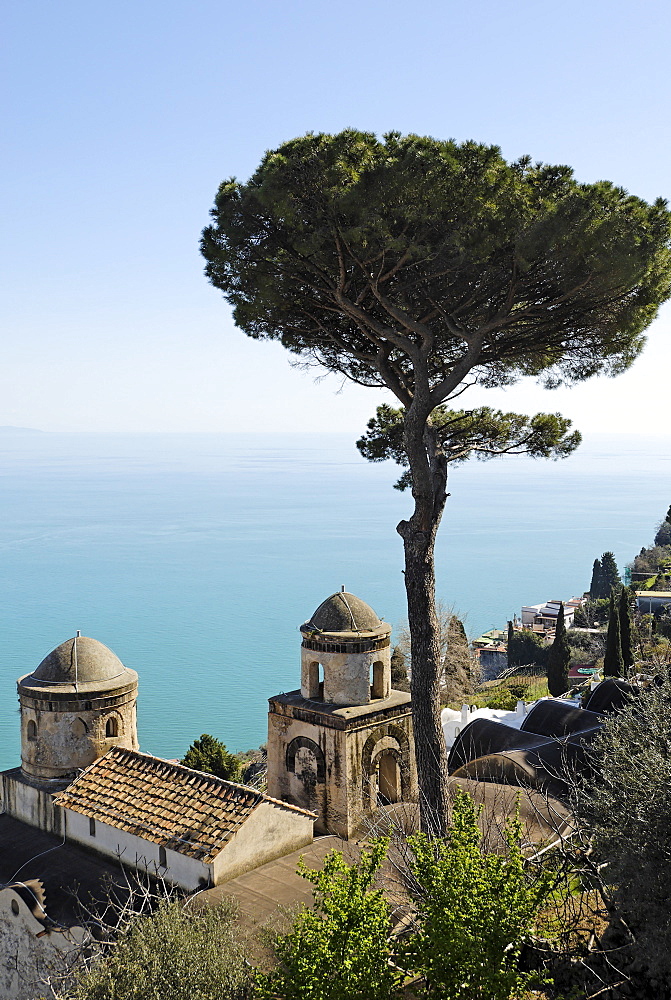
[478,649,508,681]
[0,886,87,1000]
[268,691,417,838]
[19,683,138,783]
[300,643,391,705]
[1,770,63,836]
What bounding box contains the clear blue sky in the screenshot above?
[2,0,670,432]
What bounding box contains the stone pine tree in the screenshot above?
[546,603,571,696]
[604,591,625,677]
[618,586,635,672]
[202,130,671,833]
[589,558,603,600]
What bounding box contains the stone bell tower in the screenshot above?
[17,634,139,789]
[267,590,417,838]
[2,633,139,836]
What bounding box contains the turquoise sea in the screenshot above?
[0,430,669,769]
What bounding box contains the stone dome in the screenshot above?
[29,636,129,685]
[302,591,387,635]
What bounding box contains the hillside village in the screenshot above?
[2,506,671,997]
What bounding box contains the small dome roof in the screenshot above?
[30,636,129,685]
[303,591,386,634]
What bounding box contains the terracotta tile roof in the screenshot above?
[54,747,314,863]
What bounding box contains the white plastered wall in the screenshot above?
[63,810,213,891]
[212,799,314,884]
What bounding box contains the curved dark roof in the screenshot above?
[520,701,604,737]
[448,719,548,774]
[30,636,130,685]
[449,712,603,799]
[453,751,560,794]
[583,678,637,714]
[303,592,386,634]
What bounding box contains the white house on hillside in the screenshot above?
[520,599,577,630]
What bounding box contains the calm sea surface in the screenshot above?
[1,430,669,768]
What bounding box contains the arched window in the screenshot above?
[306,661,323,699]
[371,661,385,699]
[27,720,37,742]
[377,753,400,804]
[72,717,88,737]
[105,716,119,738]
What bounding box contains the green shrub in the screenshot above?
[181,733,243,782]
[485,690,518,711]
[257,840,401,1000]
[64,899,253,1000]
[402,790,552,999]
[578,682,671,989]
[507,630,548,668]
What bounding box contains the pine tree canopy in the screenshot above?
[357,404,580,490]
[202,131,671,396]
[181,734,242,782]
[202,129,671,836]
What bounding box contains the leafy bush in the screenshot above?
[508,682,529,700]
[577,681,671,990]
[485,689,519,711]
[573,599,610,628]
[181,733,243,782]
[507,630,548,668]
[402,790,552,999]
[257,840,401,1000]
[64,898,253,1000]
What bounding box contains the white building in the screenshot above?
[520,599,577,630]
[54,747,315,890]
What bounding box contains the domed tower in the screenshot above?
[300,590,392,704]
[267,590,417,838]
[17,635,139,789]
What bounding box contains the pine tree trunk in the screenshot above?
[398,406,450,836]
[399,515,450,835]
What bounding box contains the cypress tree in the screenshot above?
[600,552,621,597]
[391,645,409,687]
[507,621,515,666]
[589,559,603,600]
[604,590,624,677]
[618,587,634,672]
[546,603,571,696]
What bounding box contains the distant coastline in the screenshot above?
[0,425,44,434]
